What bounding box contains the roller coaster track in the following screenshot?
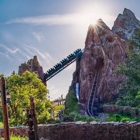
[86,59,102,117]
[43,49,82,81]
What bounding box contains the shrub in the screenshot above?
[69,111,99,122]
[106,113,132,122]
[121,117,131,122]
[47,118,60,124]
[65,90,79,114]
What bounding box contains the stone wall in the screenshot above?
[1,122,140,140]
[0,126,28,138]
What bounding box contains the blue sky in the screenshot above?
[0,0,140,100]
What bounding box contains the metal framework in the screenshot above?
[86,58,103,117]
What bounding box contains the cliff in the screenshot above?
[18,56,44,82]
[70,8,140,105]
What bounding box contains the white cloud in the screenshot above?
[32,32,44,42]
[6,14,79,25]
[24,44,46,59]
[0,43,19,54]
[23,44,54,68]
[0,43,31,60]
[6,13,114,27]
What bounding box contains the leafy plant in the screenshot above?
[47,118,60,124]
[106,113,132,122]
[69,111,99,122]
[10,135,28,140]
[65,90,79,115]
[5,71,51,126]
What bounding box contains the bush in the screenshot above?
[69,111,99,122]
[133,116,140,122]
[121,117,131,122]
[65,90,79,114]
[10,135,28,140]
[63,116,74,122]
[47,118,60,124]
[106,113,132,122]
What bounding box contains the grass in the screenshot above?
[0,135,28,140]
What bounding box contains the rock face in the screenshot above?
[18,56,45,83]
[71,8,140,105]
[112,8,140,40]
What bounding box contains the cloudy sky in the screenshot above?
[0,0,140,100]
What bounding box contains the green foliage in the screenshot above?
[47,118,60,124]
[65,90,79,114]
[0,74,4,78]
[0,109,2,122]
[64,91,99,122]
[106,112,132,122]
[0,135,28,140]
[10,135,28,140]
[121,117,131,122]
[133,116,140,122]
[69,111,99,122]
[50,104,65,118]
[116,29,140,107]
[0,122,3,127]
[6,71,51,126]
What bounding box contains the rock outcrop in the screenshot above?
[71,8,140,105]
[112,8,140,40]
[18,56,45,84]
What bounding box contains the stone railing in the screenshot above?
[1,122,140,140]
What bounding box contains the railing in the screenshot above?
[86,59,102,117]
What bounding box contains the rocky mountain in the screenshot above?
[70,8,140,105]
[18,56,45,84]
[112,8,140,40]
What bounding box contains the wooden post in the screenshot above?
[30,96,39,140]
[0,77,10,140]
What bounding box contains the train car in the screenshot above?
[74,49,81,55]
[60,58,67,64]
[54,63,62,69]
[67,53,75,60]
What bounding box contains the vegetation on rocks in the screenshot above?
[65,90,99,122]
[116,29,140,107]
[65,90,79,114]
[106,111,132,122]
[105,29,140,122]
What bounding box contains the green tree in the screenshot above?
[116,29,140,107]
[6,71,51,126]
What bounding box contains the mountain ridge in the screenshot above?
[70,8,140,106]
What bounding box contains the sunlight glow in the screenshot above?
[75,3,113,28]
